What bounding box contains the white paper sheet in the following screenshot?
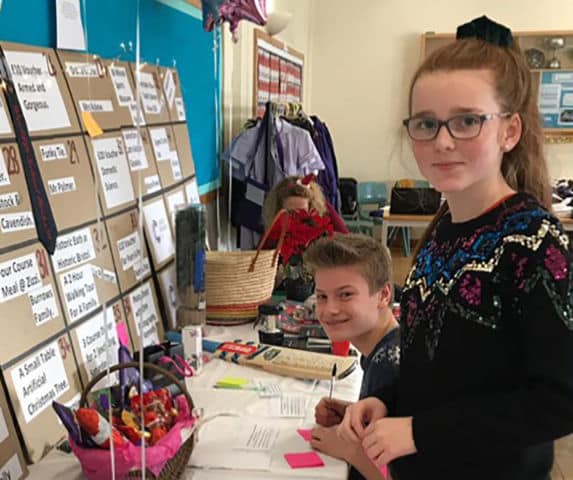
[56,0,86,51]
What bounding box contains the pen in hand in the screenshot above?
[328,364,337,400]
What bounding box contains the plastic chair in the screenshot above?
[349,182,388,236]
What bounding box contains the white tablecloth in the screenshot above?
[28,324,362,479]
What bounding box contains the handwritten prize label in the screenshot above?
[149,128,171,162]
[130,282,159,347]
[79,100,113,113]
[4,50,71,132]
[0,252,42,303]
[117,231,142,271]
[65,61,99,78]
[29,284,59,326]
[163,70,176,109]
[75,308,119,385]
[143,199,174,265]
[48,176,76,196]
[0,101,13,135]
[0,191,21,210]
[0,455,23,480]
[138,71,162,115]
[122,129,148,171]
[169,151,183,181]
[109,66,135,106]
[134,256,151,281]
[128,101,146,127]
[92,137,135,209]
[51,227,96,273]
[40,143,67,162]
[60,263,100,322]
[0,211,35,233]
[175,97,186,121]
[144,175,161,194]
[90,264,117,284]
[10,341,70,423]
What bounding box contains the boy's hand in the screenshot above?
[362,417,417,467]
[315,397,351,426]
[310,425,358,462]
[337,397,388,443]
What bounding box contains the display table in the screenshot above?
[27,324,362,479]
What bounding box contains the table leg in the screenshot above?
[381,222,389,246]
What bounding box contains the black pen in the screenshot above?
[328,364,337,400]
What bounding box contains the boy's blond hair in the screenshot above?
[303,233,392,294]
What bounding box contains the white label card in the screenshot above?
[10,341,70,423]
[175,97,186,121]
[170,151,183,181]
[0,191,20,210]
[185,178,200,204]
[166,190,186,230]
[144,175,161,194]
[109,66,135,106]
[0,454,24,480]
[60,263,99,322]
[159,265,177,328]
[0,253,42,303]
[117,231,143,271]
[75,307,119,387]
[29,284,59,326]
[0,405,8,443]
[149,128,171,162]
[51,227,96,273]
[138,71,162,115]
[0,212,35,233]
[130,281,160,347]
[79,99,113,113]
[0,101,12,135]
[128,101,146,127]
[134,257,151,281]
[92,137,135,209]
[90,264,117,285]
[0,150,10,186]
[143,199,174,265]
[163,70,176,109]
[65,61,98,78]
[48,176,76,196]
[40,143,68,162]
[4,50,71,132]
[122,129,148,171]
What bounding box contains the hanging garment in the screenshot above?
[311,116,340,211]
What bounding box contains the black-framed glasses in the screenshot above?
[402,112,512,141]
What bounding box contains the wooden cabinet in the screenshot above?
[420,30,573,143]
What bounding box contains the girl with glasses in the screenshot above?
[338,16,573,480]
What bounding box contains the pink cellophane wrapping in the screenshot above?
[70,416,196,480]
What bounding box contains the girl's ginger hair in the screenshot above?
[411,37,551,259]
[262,176,326,229]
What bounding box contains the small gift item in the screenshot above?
[76,408,127,449]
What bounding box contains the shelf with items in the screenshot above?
[420,30,573,143]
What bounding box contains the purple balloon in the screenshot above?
[202,0,267,40]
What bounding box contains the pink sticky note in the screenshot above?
[284,452,324,469]
[297,429,312,442]
[116,322,130,347]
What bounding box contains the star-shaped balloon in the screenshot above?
[202,0,267,41]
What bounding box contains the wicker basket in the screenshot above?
[205,210,288,324]
[78,362,195,480]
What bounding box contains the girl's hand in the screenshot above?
[337,397,388,444]
[362,417,417,467]
[314,397,351,427]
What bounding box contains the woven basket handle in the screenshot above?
[79,361,194,411]
[249,209,289,272]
